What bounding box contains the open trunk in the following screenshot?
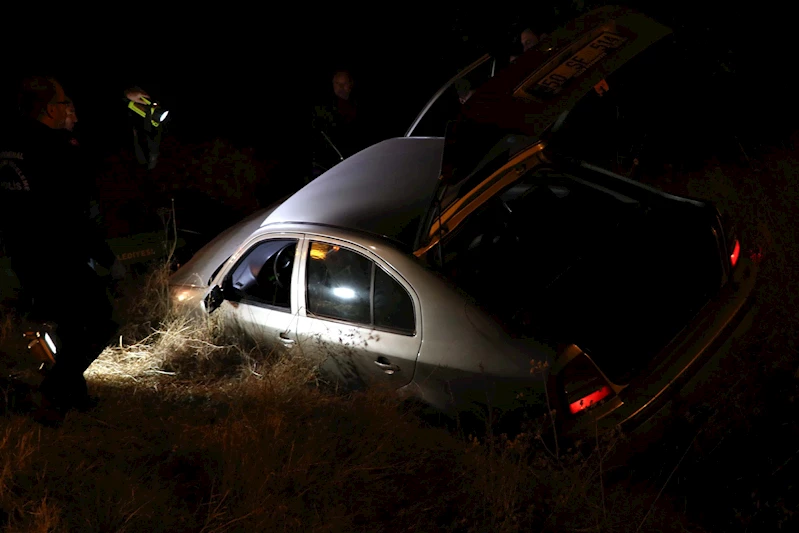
[526,196,723,384]
[432,165,724,385]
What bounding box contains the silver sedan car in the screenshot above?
[170,134,757,441]
[170,6,758,439]
[170,137,553,414]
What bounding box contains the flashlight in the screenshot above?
[128,96,170,127]
[23,330,58,366]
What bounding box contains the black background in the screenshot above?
[1,1,796,165]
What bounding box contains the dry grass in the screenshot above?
[10,134,799,532]
[632,138,799,529]
[0,256,699,532]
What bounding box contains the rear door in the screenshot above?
[293,237,422,390]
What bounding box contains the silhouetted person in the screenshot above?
[59,97,103,267]
[0,76,126,424]
[314,70,369,162]
[126,87,164,170]
[521,27,548,52]
[332,71,357,124]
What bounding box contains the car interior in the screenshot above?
[435,169,635,332]
[225,239,296,309]
[429,166,720,384]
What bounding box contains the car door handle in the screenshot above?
[278,331,295,344]
[374,357,400,374]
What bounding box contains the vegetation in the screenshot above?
[0,265,697,532]
[2,134,798,530]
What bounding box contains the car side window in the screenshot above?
[226,239,297,310]
[373,266,415,334]
[306,241,416,334]
[306,242,372,324]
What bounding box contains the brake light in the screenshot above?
[730,239,740,268]
[559,349,615,417]
[569,386,612,414]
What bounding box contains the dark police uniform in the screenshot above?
[0,117,118,411]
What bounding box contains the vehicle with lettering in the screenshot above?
[407,5,698,179]
[168,6,758,441]
[0,232,187,306]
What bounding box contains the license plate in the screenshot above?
[534,32,627,96]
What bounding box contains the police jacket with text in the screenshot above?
[0,118,117,271]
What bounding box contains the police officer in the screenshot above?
[0,76,126,423]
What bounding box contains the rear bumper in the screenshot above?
[560,256,759,441]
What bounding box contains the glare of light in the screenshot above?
[730,239,740,268]
[177,290,190,302]
[308,242,328,261]
[159,110,169,121]
[44,332,57,355]
[332,287,356,299]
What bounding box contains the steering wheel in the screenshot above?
[272,245,292,289]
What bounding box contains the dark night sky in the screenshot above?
[1,1,796,164]
[0,7,471,159]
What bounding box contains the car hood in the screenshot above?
[263,137,446,252]
[170,202,283,288]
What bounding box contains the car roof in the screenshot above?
[262,137,445,252]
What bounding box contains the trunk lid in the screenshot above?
[414,6,674,253]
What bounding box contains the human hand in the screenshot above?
[125,88,151,104]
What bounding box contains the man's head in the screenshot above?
[521,28,540,52]
[17,76,71,129]
[332,70,354,101]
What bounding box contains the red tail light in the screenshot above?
[559,350,615,417]
[569,386,612,414]
[730,239,740,268]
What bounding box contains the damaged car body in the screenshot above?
[169,6,758,441]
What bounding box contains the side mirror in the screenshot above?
[204,285,224,314]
